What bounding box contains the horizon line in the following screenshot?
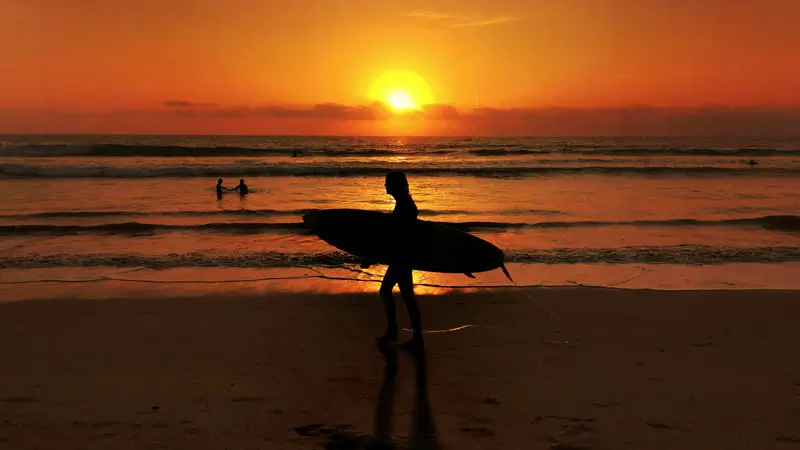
[3,132,800,139]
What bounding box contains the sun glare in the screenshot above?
[388,92,415,110]
[369,70,433,111]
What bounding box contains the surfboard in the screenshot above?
[302,209,512,279]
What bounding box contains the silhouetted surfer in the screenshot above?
[233,178,249,195]
[371,170,424,348]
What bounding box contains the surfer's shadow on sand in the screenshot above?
[294,346,439,450]
[372,345,439,450]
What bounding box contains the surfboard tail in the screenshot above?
[501,263,514,283]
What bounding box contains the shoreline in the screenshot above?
[2,262,800,303]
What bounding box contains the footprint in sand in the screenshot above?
[3,396,36,404]
[536,415,596,450]
[550,444,590,450]
[90,421,123,428]
[294,423,324,436]
[646,421,672,430]
[561,423,595,436]
[533,415,595,423]
[460,426,494,438]
[294,423,376,448]
[591,400,621,408]
[230,396,266,403]
[482,397,502,405]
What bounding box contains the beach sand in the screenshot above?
[1,288,799,449]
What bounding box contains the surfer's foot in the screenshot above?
[401,335,425,351]
[375,331,398,343]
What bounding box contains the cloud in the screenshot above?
[403,10,518,28]
[419,104,460,120]
[261,103,393,121]
[164,102,800,135]
[451,16,517,28]
[457,105,800,135]
[167,101,463,121]
[5,103,800,136]
[403,10,455,20]
[173,102,394,121]
[164,100,218,108]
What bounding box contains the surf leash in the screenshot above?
[502,263,564,323]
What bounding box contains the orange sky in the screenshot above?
[1,0,799,135]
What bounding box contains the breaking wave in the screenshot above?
[0,144,396,158]
[469,147,800,157]
[3,143,800,158]
[1,215,797,236]
[0,208,565,220]
[2,163,796,178]
[2,245,799,269]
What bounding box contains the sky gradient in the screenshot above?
[2,0,799,135]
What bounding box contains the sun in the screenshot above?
[369,70,433,111]
[388,92,415,110]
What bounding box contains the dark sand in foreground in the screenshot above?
[1,288,799,449]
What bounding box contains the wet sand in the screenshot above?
[1,288,799,449]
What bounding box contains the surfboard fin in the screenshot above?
[464,272,475,278]
[501,264,514,283]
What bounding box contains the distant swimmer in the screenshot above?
[292,151,298,158]
[748,159,758,165]
[233,178,249,195]
[216,178,232,198]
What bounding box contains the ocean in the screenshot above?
[1,134,798,300]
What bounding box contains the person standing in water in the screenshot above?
[374,170,424,347]
[233,178,249,196]
[216,178,230,199]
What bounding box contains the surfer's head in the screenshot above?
[217,178,223,185]
[385,170,410,197]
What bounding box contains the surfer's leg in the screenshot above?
[398,268,423,344]
[378,266,399,342]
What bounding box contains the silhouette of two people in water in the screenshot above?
[216,178,249,199]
